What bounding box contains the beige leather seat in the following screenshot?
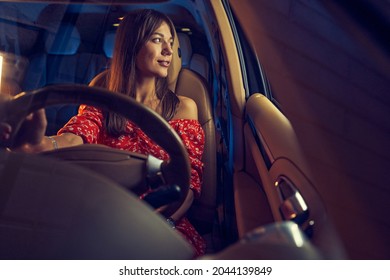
[169,32,216,233]
[177,33,210,82]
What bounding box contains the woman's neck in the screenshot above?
[135,76,161,112]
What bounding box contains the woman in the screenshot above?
[6,9,206,257]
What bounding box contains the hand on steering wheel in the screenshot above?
[0,84,191,217]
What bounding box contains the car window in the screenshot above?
[224,3,273,102]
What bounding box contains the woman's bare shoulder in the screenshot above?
[172,95,198,120]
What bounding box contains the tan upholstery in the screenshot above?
[177,33,209,81]
[162,29,217,231]
[172,32,217,232]
[176,68,217,232]
[190,53,209,81]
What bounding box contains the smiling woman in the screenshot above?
[135,24,174,80]
[104,9,180,125]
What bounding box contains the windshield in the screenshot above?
[0,1,210,135]
[0,1,206,95]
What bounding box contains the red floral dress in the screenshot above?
[58,105,206,257]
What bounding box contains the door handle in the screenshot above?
[276,177,313,235]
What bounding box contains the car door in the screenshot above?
[229,0,390,260]
[205,0,346,258]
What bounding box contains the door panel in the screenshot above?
[244,93,345,258]
[234,171,273,237]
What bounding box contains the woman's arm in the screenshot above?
[2,108,81,153]
[0,92,83,152]
[20,133,83,153]
[31,104,104,152]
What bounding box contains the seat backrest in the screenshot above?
[190,53,209,82]
[177,32,210,82]
[175,68,217,233]
[173,32,217,233]
[177,33,192,67]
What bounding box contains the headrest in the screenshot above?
[190,53,210,81]
[177,33,192,67]
[45,23,80,55]
[103,31,116,58]
[167,28,182,91]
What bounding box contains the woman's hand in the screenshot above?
[1,92,46,150]
[1,109,48,152]
[16,109,47,146]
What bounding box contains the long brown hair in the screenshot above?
[104,9,179,136]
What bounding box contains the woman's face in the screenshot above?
[135,21,173,79]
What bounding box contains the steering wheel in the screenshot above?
[0,84,191,217]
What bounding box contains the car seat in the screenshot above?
[177,32,210,82]
[170,32,217,234]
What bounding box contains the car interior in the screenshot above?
[1,0,388,260]
[0,0,345,260]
